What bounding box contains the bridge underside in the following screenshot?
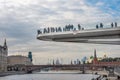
[53,39,120,45]
[37,27,120,45]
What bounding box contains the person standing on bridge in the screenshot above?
[37,30,42,34]
[111,22,114,28]
[78,24,81,30]
[100,23,103,28]
[115,22,117,27]
[96,24,99,29]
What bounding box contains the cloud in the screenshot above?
[0,0,120,64]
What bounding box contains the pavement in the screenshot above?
[0,71,26,77]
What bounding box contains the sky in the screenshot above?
[0,0,120,64]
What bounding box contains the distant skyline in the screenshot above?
[0,0,120,64]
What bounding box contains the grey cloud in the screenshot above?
[0,0,120,64]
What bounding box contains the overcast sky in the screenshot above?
[0,0,120,64]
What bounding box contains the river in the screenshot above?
[0,71,99,80]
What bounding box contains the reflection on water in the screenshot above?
[0,71,99,80]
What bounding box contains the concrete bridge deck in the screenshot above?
[37,27,120,44]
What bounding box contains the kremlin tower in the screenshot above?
[93,49,98,64]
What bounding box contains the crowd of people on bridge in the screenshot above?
[96,23,104,29]
[111,22,117,28]
[37,24,84,34]
[96,22,118,29]
[37,22,118,35]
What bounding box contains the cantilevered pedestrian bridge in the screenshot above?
[37,27,120,45]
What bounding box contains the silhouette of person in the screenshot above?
[100,23,103,28]
[82,28,84,30]
[115,22,117,27]
[111,22,114,28]
[78,24,81,30]
[96,24,99,29]
[37,30,42,34]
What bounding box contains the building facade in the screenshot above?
[7,55,32,71]
[7,55,32,66]
[0,40,8,72]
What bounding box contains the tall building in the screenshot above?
[0,39,8,72]
[56,59,60,65]
[93,49,98,64]
[28,51,33,62]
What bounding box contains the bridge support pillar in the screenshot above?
[81,64,85,74]
[108,67,115,77]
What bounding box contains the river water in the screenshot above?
[0,71,99,80]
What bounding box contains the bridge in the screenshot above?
[7,61,120,77]
[23,62,120,73]
[37,27,120,45]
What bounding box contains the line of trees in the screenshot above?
[99,57,120,62]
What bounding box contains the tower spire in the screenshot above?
[93,49,98,64]
[94,49,97,59]
[4,39,7,48]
